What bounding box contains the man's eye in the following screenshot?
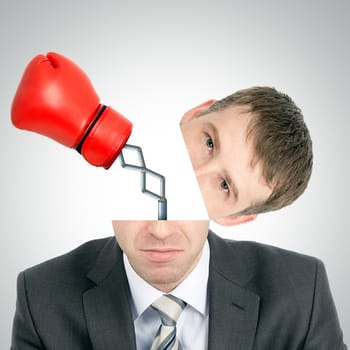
[220,179,229,192]
[206,137,214,149]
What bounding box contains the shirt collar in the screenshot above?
[124,239,210,320]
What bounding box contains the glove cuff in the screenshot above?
[79,106,132,168]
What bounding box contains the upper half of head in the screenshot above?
[180,86,313,226]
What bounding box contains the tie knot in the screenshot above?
[151,294,187,326]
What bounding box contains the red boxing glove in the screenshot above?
[11,52,132,169]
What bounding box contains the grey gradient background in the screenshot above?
[1,0,349,347]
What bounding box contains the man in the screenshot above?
[180,86,313,225]
[11,87,346,349]
[12,220,346,349]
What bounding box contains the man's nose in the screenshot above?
[147,221,176,239]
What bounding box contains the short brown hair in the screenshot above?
[201,86,313,215]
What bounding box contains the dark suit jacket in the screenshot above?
[11,231,346,349]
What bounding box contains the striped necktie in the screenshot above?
[150,294,187,350]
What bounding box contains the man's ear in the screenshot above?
[214,214,257,227]
[179,99,216,125]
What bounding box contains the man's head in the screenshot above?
[180,86,313,226]
[112,220,209,293]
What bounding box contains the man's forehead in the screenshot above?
[199,104,252,120]
[201,105,255,143]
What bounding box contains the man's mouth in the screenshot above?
[141,249,183,262]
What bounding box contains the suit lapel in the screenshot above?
[207,232,260,350]
[83,237,137,350]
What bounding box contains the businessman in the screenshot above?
[11,87,346,349]
[12,220,346,349]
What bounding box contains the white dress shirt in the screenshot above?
[123,240,210,350]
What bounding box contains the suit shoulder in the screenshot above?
[246,238,320,268]
[21,236,115,283]
[234,238,317,259]
[210,232,322,280]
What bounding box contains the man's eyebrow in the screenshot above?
[205,121,239,203]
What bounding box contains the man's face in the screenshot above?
[180,104,272,224]
[112,220,209,292]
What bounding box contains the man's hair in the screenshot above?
[201,86,313,215]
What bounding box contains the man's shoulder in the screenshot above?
[208,231,322,284]
[210,230,318,262]
[21,236,116,285]
[228,236,318,265]
[13,237,121,348]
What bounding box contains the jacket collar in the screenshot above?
[207,231,260,350]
